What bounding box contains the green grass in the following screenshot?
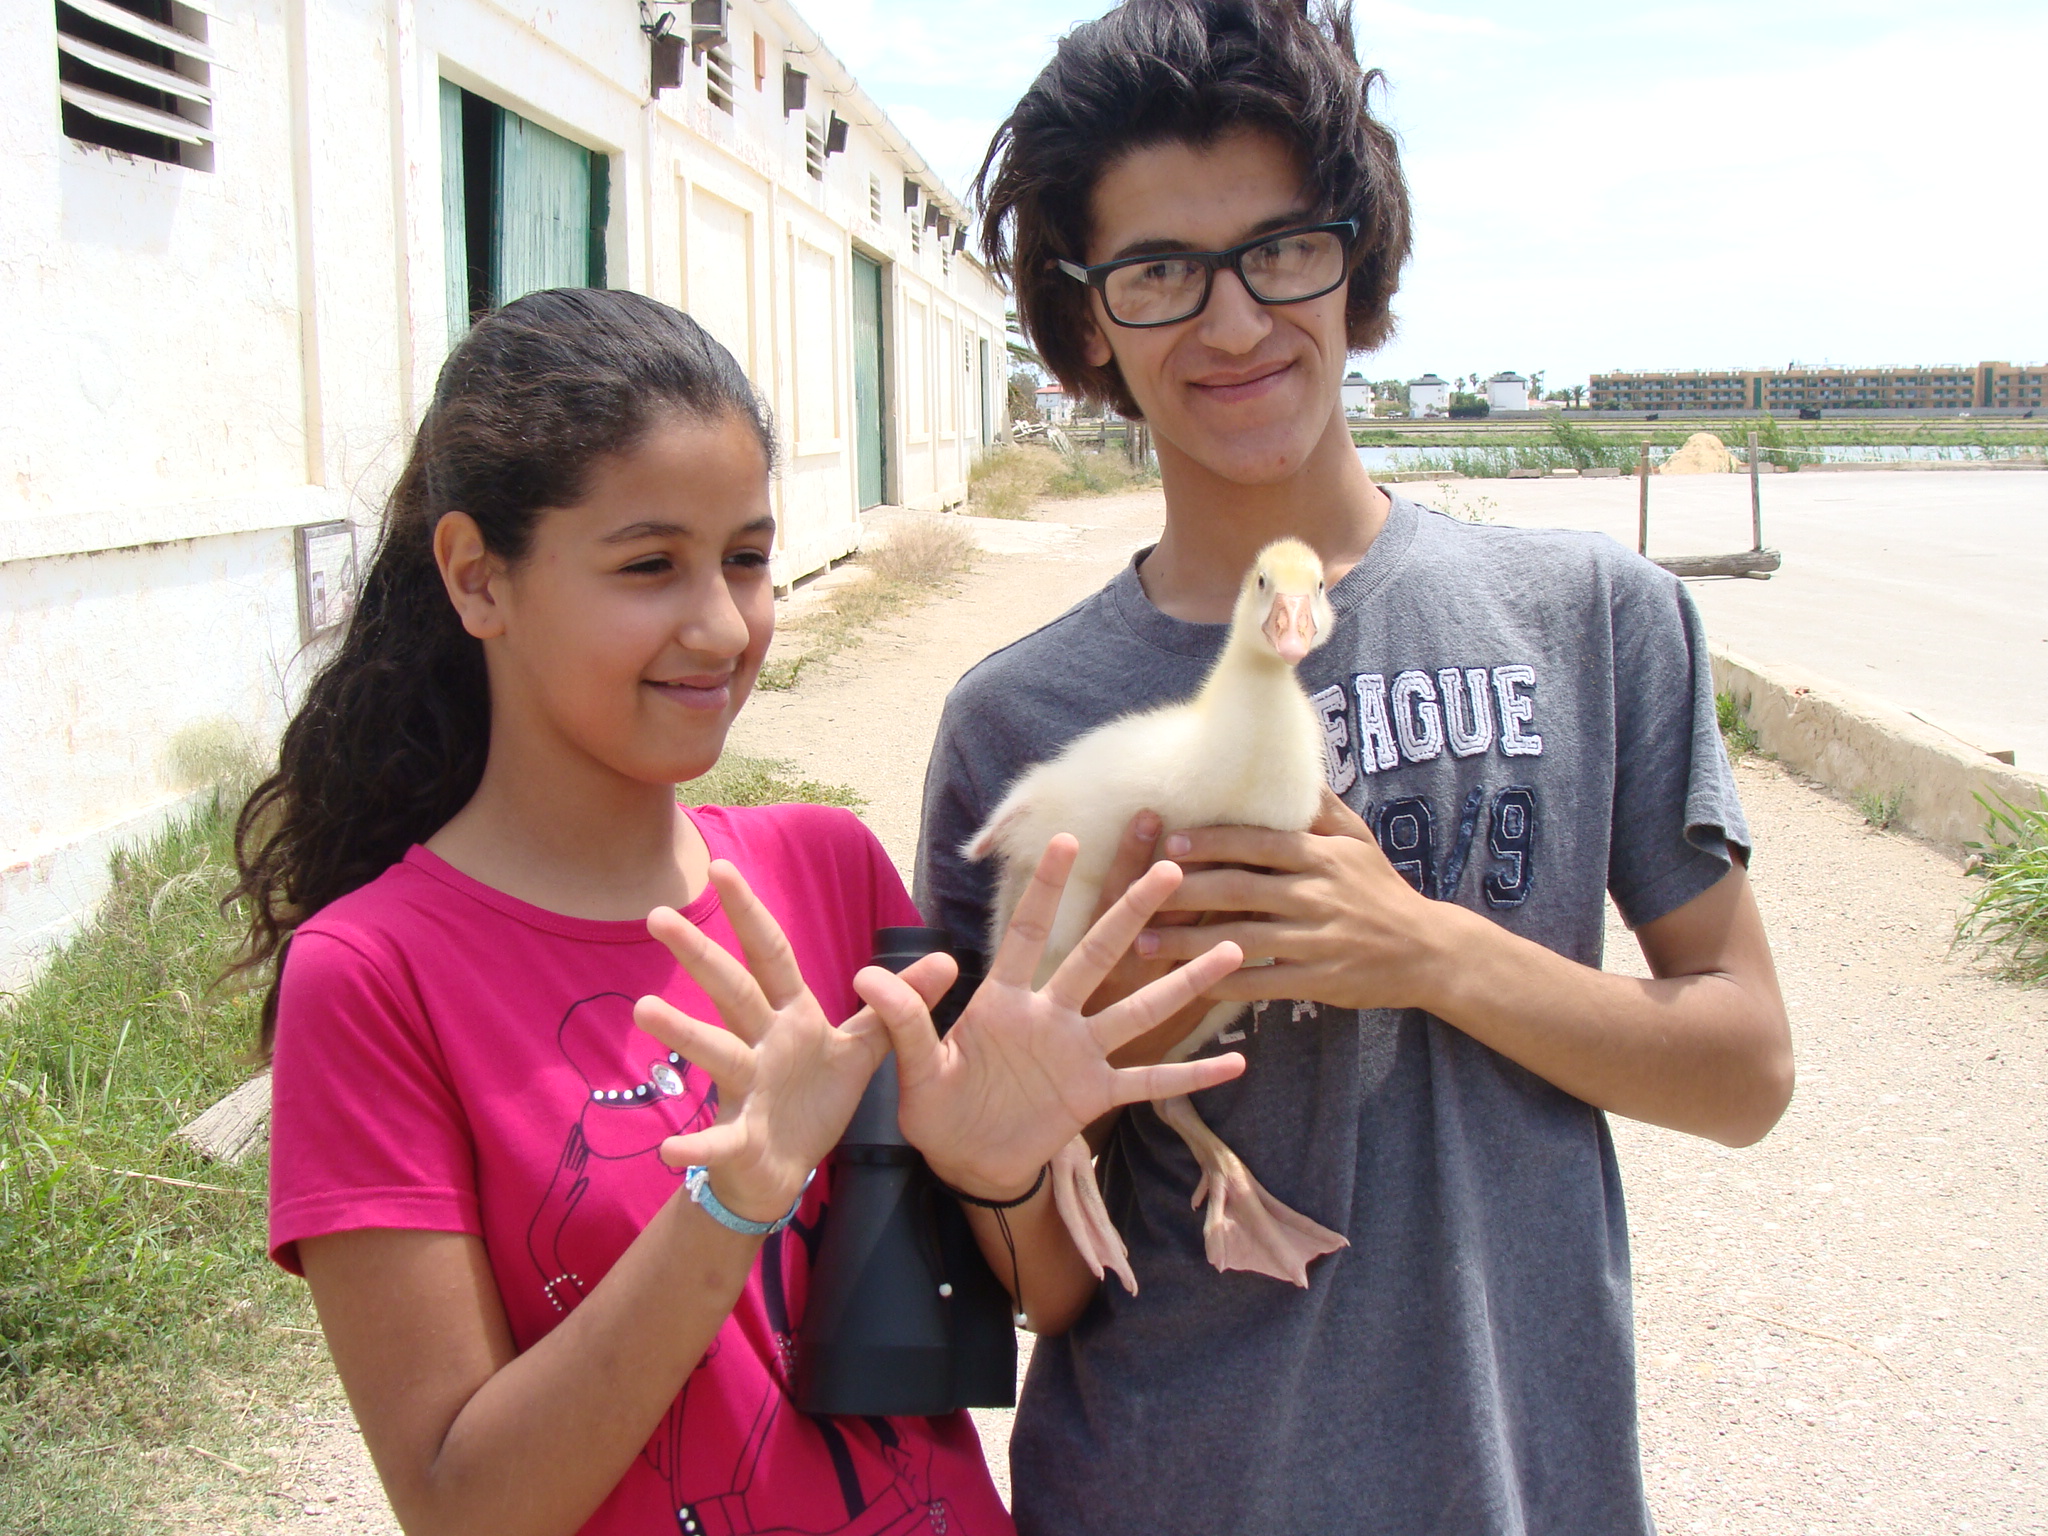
[685,752,866,812]
[0,789,329,1532]
[1356,415,2048,475]
[1,754,870,1530]
[1958,794,2048,985]
[1716,692,1760,759]
[1854,787,1905,831]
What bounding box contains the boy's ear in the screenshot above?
[433,511,508,640]
[1081,309,1115,369]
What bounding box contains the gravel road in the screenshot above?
[237,486,2046,1534]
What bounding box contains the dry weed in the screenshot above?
[968,444,1064,519]
[757,519,975,690]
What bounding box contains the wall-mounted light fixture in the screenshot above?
[641,2,684,95]
[783,63,807,114]
[823,111,848,155]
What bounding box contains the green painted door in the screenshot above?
[440,84,609,338]
[497,112,601,303]
[851,253,887,508]
[438,79,468,349]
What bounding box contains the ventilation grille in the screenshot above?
[804,117,825,181]
[56,0,215,169]
[867,173,881,223]
[705,41,735,114]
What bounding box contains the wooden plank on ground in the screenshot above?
[176,1070,272,1165]
[1654,549,1783,579]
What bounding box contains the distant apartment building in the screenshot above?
[1589,363,2045,412]
[1408,373,1450,417]
[1341,371,1376,414]
[1484,372,1529,412]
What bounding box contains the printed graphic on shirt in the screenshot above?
[1312,662,1545,790]
[1351,785,1540,911]
[1311,662,1547,913]
[528,992,968,1536]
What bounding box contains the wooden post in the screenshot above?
[1748,429,1763,551]
[1637,441,1651,555]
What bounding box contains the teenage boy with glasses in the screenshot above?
[913,2,1792,1531]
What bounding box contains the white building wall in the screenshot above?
[1486,374,1530,412]
[1,0,1007,980]
[1407,376,1450,417]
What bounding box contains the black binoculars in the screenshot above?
[793,927,1018,1417]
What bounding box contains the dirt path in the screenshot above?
[252,487,2045,1533]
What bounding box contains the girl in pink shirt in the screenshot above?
[231,290,1242,1536]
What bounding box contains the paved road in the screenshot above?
[1422,469,2048,771]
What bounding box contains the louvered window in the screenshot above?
[804,117,825,181]
[867,174,882,223]
[705,42,735,114]
[56,0,214,169]
[909,217,921,255]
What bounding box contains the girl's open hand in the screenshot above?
[856,835,1247,1202]
[634,862,949,1226]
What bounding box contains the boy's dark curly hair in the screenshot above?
[975,0,1412,419]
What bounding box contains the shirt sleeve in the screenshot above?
[267,927,480,1274]
[1606,562,1752,930]
[855,812,924,930]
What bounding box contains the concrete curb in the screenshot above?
[1711,646,2048,852]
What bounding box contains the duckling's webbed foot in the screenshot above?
[1155,1095,1347,1288]
[1050,1133,1138,1295]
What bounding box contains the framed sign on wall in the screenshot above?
[295,521,358,643]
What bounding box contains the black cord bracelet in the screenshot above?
[937,1163,1048,1210]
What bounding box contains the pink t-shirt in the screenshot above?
[269,803,1013,1536]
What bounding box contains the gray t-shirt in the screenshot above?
[913,494,1749,1535]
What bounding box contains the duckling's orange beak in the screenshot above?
[1262,593,1317,663]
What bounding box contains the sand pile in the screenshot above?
[1658,432,1735,474]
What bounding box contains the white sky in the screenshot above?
[802,0,2048,388]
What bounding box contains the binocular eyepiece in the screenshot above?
[792,928,1017,1417]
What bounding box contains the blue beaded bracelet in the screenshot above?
[684,1165,814,1236]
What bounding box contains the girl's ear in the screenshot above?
[433,511,507,640]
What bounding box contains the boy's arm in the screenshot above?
[1141,793,1793,1147]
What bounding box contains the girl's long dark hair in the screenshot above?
[229,288,773,1056]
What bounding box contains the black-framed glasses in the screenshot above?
[1056,219,1358,328]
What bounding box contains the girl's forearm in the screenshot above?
[371,1195,761,1536]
